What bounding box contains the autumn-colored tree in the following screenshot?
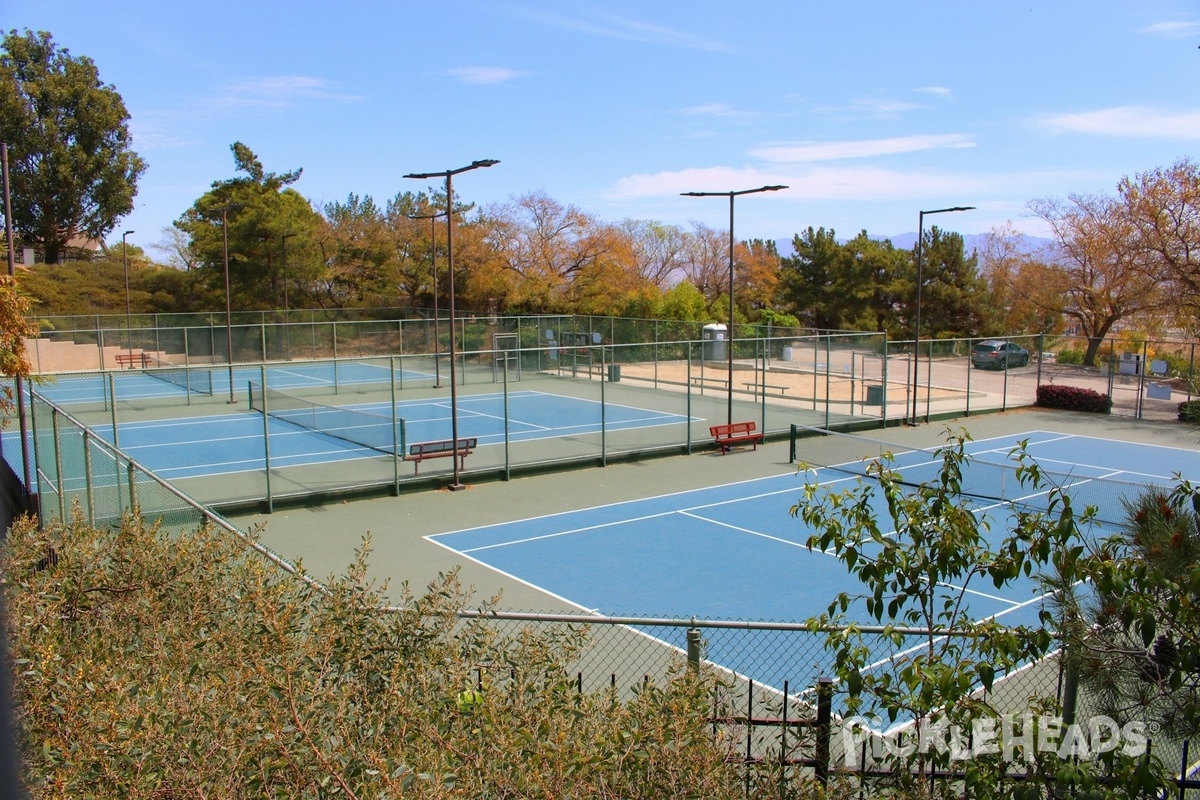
[483,191,612,312]
[1030,193,1166,366]
[735,238,781,318]
[977,223,1066,336]
[1118,158,1200,331]
[0,274,37,417]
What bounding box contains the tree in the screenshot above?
[0,29,146,264]
[1030,193,1166,366]
[792,433,1171,797]
[735,238,782,319]
[908,226,989,339]
[777,226,844,330]
[1118,158,1200,331]
[977,224,1066,336]
[0,274,37,418]
[839,231,909,335]
[175,143,323,311]
[483,191,612,312]
[1052,484,1200,743]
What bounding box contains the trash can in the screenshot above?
[865,384,884,406]
[781,346,794,362]
[607,363,621,382]
[702,323,727,361]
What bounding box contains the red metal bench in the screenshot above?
[710,421,764,454]
[114,352,150,368]
[403,437,477,475]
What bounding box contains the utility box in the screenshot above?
[1119,352,1142,375]
[702,323,727,361]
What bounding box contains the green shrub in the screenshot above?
[1052,347,1084,365]
[5,512,746,799]
[1036,384,1112,413]
[1179,399,1200,423]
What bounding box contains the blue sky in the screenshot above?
[9,2,1200,255]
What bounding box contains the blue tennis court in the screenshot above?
[54,389,692,482]
[428,430,1200,689]
[34,359,435,406]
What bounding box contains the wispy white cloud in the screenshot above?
[514,8,732,52]
[813,96,924,119]
[749,134,976,163]
[606,164,1083,202]
[219,76,361,108]
[1140,20,1200,38]
[679,103,753,118]
[1038,106,1200,139]
[916,86,953,98]
[446,66,530,85]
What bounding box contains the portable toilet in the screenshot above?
[702,323,727,361]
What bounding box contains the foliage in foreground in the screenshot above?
[3,510,746,799]
[793,431,1172,799]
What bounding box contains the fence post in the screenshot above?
[687,625,702,669]
[814,677,833,786]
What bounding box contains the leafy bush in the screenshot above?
[1052,347,1085,365]
[1179,399,1200,423]
[4,511,746,799]
[1036,384,1112,413]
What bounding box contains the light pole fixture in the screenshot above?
[909,205,974,425]
[408,209,448,388]
[404,159,500,490]
[280,232,296,312]
[122,229,135,360]
[681,184,788,426]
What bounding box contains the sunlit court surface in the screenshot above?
[427,428,1200,689]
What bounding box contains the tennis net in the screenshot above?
[790,424,1171,528]
[248,381,403,456]
[143,355,214,395]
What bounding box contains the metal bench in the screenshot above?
[743,382,788,395]
[709,421,764,454]
[403,437,477,475]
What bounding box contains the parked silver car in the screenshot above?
[971,340,1030,370]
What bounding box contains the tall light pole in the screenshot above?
[909,205,974,425]
[280,232,296,312]
[121,229,135,360]
[408,210,448,388]
[209,204,241,403]
[404,159,499,490]
[681,184,787,425]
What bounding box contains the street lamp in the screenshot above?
[209,203,241,403]
[122,229,135,360]
[280,232,296,312]
[408,210,448,388]
[681,184,788,425]
[404,159,500,490]
[909,205,974,425]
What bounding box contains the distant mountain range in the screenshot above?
[773,233,1054,257]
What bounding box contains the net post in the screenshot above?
[503,353,511,481]
[789,424,797,463]
[51,407,66,521]
[260,367,274,513]
[82,428,95,528]
[390,357,400,497]
[600,346,607,468]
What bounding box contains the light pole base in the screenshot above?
[447,482,467,492]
